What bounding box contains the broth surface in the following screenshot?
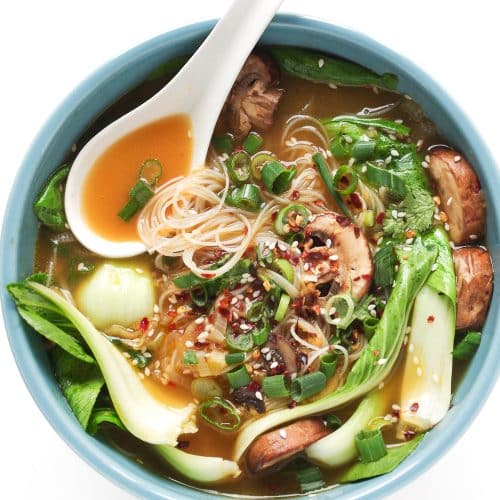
[82,114,192,241]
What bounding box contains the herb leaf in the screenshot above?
[87,408,125,435]
[373,242,397,287]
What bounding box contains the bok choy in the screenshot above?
[397,228,456,434]
[233,238,437,461]
[10,280,196,445]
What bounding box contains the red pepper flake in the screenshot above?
[168,381,177,387]
[314,199,327,208]
[242,226,248,235]
[427,315,435,324]
[208,313,216,324]
[288,400,298,409]
[354,227,361,239]
[271,211,278,221]
[376,212,386,224]
[404,430,416,441]
[353,276,361,281]
[361,273,372,280]
[373,350,380,357]
[410,402,419,412]
[336,215,351,227]
[201,272,216,279]
[392,408,400,418]
[291,189,300,201]
[167,310,177,318]
[350,193,362,208]
[139,317,150,332]
[194,341,209,348]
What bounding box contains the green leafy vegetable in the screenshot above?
[327,115,410,137]
[52,347,104,429]
[87,408,126,435]
[453,331,481,360]
[234,238,436,461]
[339,434,425,483]
[270,47,398,90]
[33,166,70,232]
[398,228,456,434]
[373,242,397,288]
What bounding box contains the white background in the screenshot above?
[1,1,498,498]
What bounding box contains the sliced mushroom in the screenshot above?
[453,246,493,330]
[246,418,329,474]
[263,334,298,375]
[304,213,373,300]
[223,53,283,138]
[428,148,485,245]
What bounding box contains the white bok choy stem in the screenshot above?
[154,445,241,482]
[233,238,437,461]
[306,387,391,467]
[397,228,456,435]
[28,282,197,446]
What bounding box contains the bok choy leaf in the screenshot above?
[233,239,437,461]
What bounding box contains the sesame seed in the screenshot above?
[416,367,423,377]
[279,429,288,439]
[328,82,338,89]
[390,149,399,157]
[261,347,270,354]
[376,237,384,246]
[169,295,177,304]
[240,323,250,331]
[446,197,453,206]
[123,352,131,359]
[367,304,376,311]
[194,317,205,325]
[408,343,415,353]
[255,391,263,401]
[369,309,377,317]
[405,238,414,245]
[329,254,339,261]
[185,340,194,347]
[454,155,462,163]
[416,139,424,149]
[469,234,478,240]
[252,290,261,298]
[303,262,310,271]
[361,165,368,173]
[318,58,325,68]
[344,135,353,144]
[413,355,419,365]
[444,222,450,231]
[328,307,337,315]
[292,240,299,248]
[385,156,392,165]
[132,359,138,366]
[421,161,429,169]
[398,211,407,218]
[377,358,387,365]
[389,134,397,141]
[392,403,401,411]
[325,238,332,248]
[145,367,151,376]
[431,263,438,272]
[270,361,279,369]
[391,210,398,219]
[278,242,287,252]
[425,155,431,163]
[378,382,385,390]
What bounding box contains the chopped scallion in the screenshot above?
[226,151,251,185]
[226,329,254,352]
[325,413,342,430]
[212,134,233,154]
[333,165,359,195]
[352,138,376,160]
[225,184,263,212]
[243,131,264,154]
[262,374,290,398]
[199,397,240,431]
[252,321,270,346]
[319,352,338,378]
[272,258,295,283]
[247,301,265,322]
[139,159,162,185]
[290,372,327,402]
[226,365,251,388]
[225,352,246,365]
[250,152,275,180]
[355,429,387,463]
[183,350,198,365]
[261,161,297,194]
[274,293,291,322]
[453,331,481,360]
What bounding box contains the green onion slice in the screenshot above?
[212,134,233,154]
[199,397,241,431]
[247,301,265,322]
[453,331,481,360]
[226,365,251,389]
[296,465,325,493]
[252,321,271,346]
[360,210,375,228]
[261,161,297,194]
[272,258,295,283]
[333,165,359,195]
[313,153,352,219]
[183,350,198,365]
[351,138,376,160]
[226,329,254,352]
[243,131,264,155]
[262,374,290,398]
[319,352,338,378]
[363,317,380,339]
[355,429,388,463]
[225,352,246,365]
[324,294,355,329]
[290,371,327,402]
[225,184,263,212]
[69,257,95,275]
[139,159,163,185]
[226,151,251,185]
[274,204,311,236]
[118,179,155,221]
[189,286,208,307]
[250,152,275,180]
[274,293,291,322]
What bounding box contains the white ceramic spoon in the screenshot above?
[65,0,283,258]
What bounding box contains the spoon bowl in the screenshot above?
[65,0,282,258]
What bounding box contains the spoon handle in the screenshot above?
[159,0,284,168]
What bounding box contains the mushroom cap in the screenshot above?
[453,246,493,330]
[304,213,373,300]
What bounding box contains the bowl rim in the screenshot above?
[1,12,499,500]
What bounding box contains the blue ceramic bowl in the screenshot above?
[1,14,499,500]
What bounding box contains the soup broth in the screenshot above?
[27,47,491,497]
